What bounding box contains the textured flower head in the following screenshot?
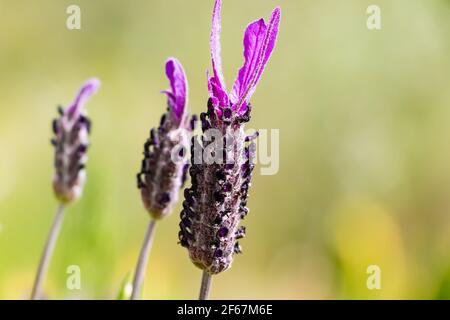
[52,78,100,203]
[138,58,196,220]
[179,1,281,275]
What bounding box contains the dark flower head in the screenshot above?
[138,58,196,220]
[52,78,100,203]
[179,0,281,275]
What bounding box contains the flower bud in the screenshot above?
[52,79,100,203]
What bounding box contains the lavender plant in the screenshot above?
[178,0,281,299]
[31,79,100,300]
[132,58,195,299]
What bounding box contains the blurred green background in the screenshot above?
[1,0,450,299]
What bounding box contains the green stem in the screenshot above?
[31,203,66,300]
[130,219,157,300]
[199,271,212,300]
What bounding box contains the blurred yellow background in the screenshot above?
[1,0,450,299]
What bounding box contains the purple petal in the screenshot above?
[67,78,101,118]
[208,73,229,111]
[229,19,267,105]
[230,7,281,114]
[208,0,228,108]
[163,58,188,120]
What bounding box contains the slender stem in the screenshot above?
[31,203,66,300]
[131,219,157,300]
[199,271,212,300]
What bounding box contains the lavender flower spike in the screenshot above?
[52,78,100,203]
[179,0,281,284]
[137,58,195,219]
[31,79,100,299]
[131,58,195,300]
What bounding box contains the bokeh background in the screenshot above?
[1,0,450,299]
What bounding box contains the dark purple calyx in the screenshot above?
[52,110,91,203]
[137,110,195,220]
[52,79,100,204]
[178,98,256,274]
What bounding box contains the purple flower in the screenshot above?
[208,0,281,116]
[179,1,281,275]
[162,58,188,123]
[52,78,101,203]
[138,58,196,219]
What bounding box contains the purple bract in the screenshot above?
[179,0,281,275]
[208,0,281,115]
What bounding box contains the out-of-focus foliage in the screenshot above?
[116,272,133,300]
[0,0,450,299]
